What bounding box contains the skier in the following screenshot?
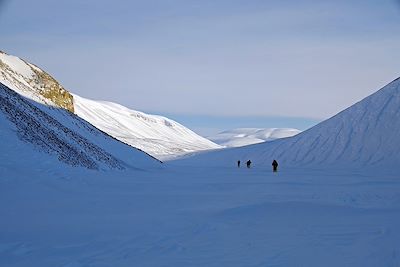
[237,160,241,168]
[246,160,252,168]
[272,159,278,172]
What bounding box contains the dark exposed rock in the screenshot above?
[0,83,124,170]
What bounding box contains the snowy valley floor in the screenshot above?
[1,164,400,267]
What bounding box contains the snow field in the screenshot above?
[1,165,399,267]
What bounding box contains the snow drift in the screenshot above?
[177,77,400,169]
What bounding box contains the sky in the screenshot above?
[1,0,400,136]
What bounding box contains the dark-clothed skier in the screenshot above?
[272,159,278,172]
[246,160,252,168]
[237,160,241,168]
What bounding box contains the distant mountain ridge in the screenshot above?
[209,128,301,147]
[0,51,221,161]
[177,77,400,169]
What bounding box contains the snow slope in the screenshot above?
[209,128,301,147]
[176,77,400,169]
[73,95,221,161]
[0,83,160,170]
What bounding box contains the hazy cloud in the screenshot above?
[1,0,400,122]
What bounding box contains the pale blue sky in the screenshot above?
[1,0,400,135]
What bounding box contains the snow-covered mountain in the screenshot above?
[0,82,161,171]
[177,77,400,170]
[209,128,301,147]
[0,51,221,161]
[73,95,221,161]
[0,51,162,170]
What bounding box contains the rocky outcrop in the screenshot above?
[0,51,74,113]
[30,65,74,112]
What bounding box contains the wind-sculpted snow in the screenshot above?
[0,83,161,170]
[178,78,400,169]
